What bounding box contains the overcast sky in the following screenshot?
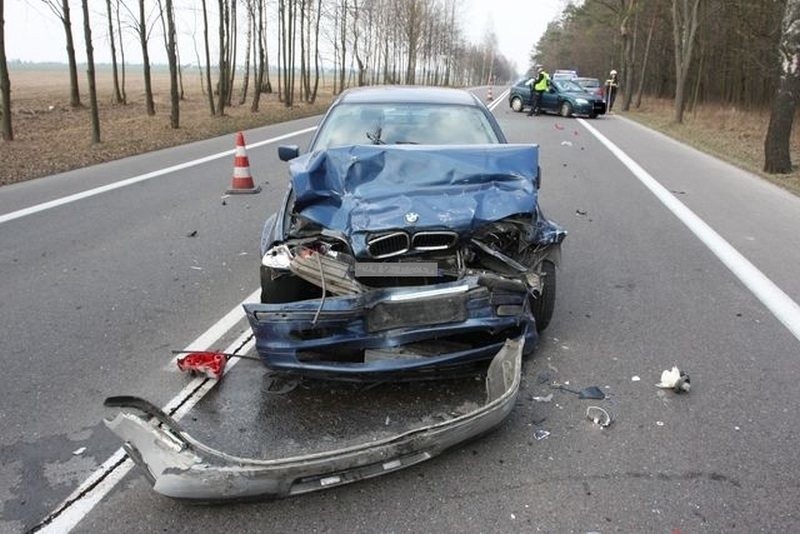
[5,0,567,74]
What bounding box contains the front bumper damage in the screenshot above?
[104,338,522,501]
[244,275,536,379]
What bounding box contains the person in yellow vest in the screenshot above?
[605,69,619,112]
[525,65,550,116]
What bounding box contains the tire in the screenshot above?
[510,96,523,112]
[560,102,573,118]
[531,260,556,333]
[589,111,598,119]
[260,265,320,304]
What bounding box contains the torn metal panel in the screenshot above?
[104,338,523,501]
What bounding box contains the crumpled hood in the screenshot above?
[290,144,543,256]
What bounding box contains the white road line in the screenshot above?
[37,291,259,533]
[487,88,510,111]
[578,118,800,344]
[0,126,317,226]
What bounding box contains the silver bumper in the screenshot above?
[103,338,523,501]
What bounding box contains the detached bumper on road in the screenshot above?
[103,338,523,501]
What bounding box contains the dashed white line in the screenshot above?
[0,127,317,226]
[578,118,800,343]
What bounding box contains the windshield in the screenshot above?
[312,103,500,150]
[554,80,586,93]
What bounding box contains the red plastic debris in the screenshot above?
[176,352,227,379]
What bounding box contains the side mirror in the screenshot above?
[278,145,300,161]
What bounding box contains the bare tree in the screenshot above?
[42,1,81,107]
[0,0,12,141]
[106,0,123,103]
[159,0,179,128]
[217,0,228,115]
[239,0,253,105]
[81,0,100,142]
[764,0,800,174]
[671,0,702,123]
[200,0,215,115]
[115,0,127,103]
[250,0,265,111]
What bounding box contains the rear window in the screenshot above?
[313,103,500,149]
[577,78,600,88]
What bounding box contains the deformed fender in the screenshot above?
[103,338,523,501]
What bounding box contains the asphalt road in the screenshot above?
[2,88,800,533]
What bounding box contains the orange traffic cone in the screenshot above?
[487,85,494,102]
[226,132,261,194]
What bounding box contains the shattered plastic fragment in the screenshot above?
[72,447,87,456]
[578,386,605,400]
[560,141,573,147]
[656,366,691,393]
[631,375,641,382]
[534,429,551,440]
[586,406,611,427]
[532,393,553,403]
[176,352,227,379]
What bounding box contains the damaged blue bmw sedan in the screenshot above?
[244,87,566,380]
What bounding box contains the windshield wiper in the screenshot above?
[366,127,385,145]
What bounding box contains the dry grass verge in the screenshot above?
[623,98,800,196]
[1,66,334,186]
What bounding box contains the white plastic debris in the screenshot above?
[656,366,691,393]
[560,141,573,147]
[586,406,611,427]
[656,421,664,426]
[631,375,641,382]
[72,447,87,456]
[532,394,553,403]
[533,429,551,441]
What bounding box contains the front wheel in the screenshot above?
[589,111,598,119]
[560,102,573,118]
[531,260,556,333]
[510,96,524,112]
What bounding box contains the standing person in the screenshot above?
[605,69,619,112]
[526,65,550,116]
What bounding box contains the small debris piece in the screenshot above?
[576,209,588,216]
[72,447,87,456]
[631,375,641,382]
[586,406,612,427]
[186,230,198,237]
[176,352,227,379]
[560,141,573,147]
[656,366,691,393]
[656,421,665,426]
[554,123,565,130]
[510,514,516,520]
[189,266,203,271]
[578,386,605,400]
[534,429,551,441]
[532,393,553,403]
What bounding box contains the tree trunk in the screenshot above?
[251,0,265,112]
[81,0,100,143]
[61,0,81,108]
[115,0,126,104]
[239,0,252,105]
[764,0,800,174]
[311,0,321,103]
[201,0,215,115]
[0,0,13,141]
[634,11,656,109]
[105,0,123,104]
[164,0,179,128]
[671,0,702,123]
[227,0,237,106]
[217,0,228,116]
[139,0,155,116]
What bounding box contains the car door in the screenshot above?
[540,83,560,113]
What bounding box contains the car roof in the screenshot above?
[335,86,481,106]
[575,77,600,83]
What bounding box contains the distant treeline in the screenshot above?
[530,0,798,174]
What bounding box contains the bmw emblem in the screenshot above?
[404,212,419,224]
